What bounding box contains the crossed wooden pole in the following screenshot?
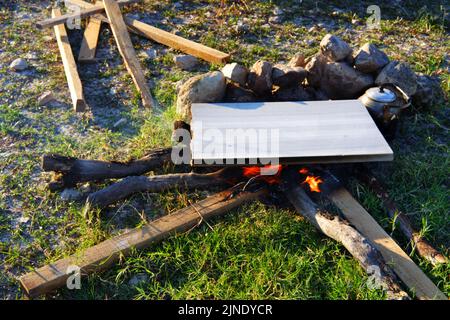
[41,0,230,111]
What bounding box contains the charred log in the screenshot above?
[86,168,237,209]
[282,177,409,300]
[42,148,172,189]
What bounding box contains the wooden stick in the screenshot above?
[124,18,230,64]
[328,187,447,300]
[78,1,102,63]
[37,0,139,29]
[52,8,87,112]
[356,167,448,267]
[42,148,172,189]
[283,179,409,300]
[103,0,154,109]
[86,169,231,208]
[19,188,265,298]
[66,0,230,64]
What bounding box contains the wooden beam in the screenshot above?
[103,0,154,109]
[66,0,231,64]
[52,8,87,112]
[329,187,447,300]
[125,19,230,64]
[78,1,102,63]
[19,188,264,298]
[37,0,139,29]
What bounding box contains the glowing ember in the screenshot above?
[242,165,283,185]
[303,175,323,192]
[299,168,309,175]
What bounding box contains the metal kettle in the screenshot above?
[359,83,411,124]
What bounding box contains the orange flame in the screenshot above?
[299,168,309,175]
[242,165,283,185]
[303,175,323,192]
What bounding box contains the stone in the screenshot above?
[235,20,250,33]
[60,189,82,202]
[305,54,328,88]
[288,53,306,68]
[144,48,157,59]
[313,89,330,101]
[354,43,389,73]
[176,71,226,120]
[247,60,273,96]
[273,85,312,101]
[375,61,418,96]
[320,34,352,61]
[37,91,56,106]
[223,82,257,103]
[320,62,374,99]
[173,54,199,70]
[412,73,445,109]
[221,63,248,86]
[272,64,307,88]
[9,58,28,71]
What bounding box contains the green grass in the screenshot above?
[0,0,449,300]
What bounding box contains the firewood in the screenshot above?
[282,176,409,300]
[355,167,448,266]
[86,169,233,208]
[42,148,172,188]
[20,187,266,298]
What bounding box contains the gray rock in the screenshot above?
[10,58,28,71]
[176,71,226,120]
[37,91,56,106]
[221,63,248,86]
[173,54,199,70]
[320,62,374,99]
[375,61,418,96]
[272,64,307,88]
[144,48,157,59]
[412,73,445,109]
[60,189,82,202]
[247,60,273,96]
[354,43,389,73]
[224,82,257,102]
[273,85,312,101]
[235,20,250,33]
[305,54,328,88]
[128,273,148,286]
[288,53,306,68]
[320,34,352,61]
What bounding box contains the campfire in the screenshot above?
[18,22,447,301]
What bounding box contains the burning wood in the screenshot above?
[281,170,409,300]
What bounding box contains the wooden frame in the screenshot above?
[78,1,102,63]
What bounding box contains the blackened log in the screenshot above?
[86,169,233,209]
[283,179,409,300]
[42,148,172,188]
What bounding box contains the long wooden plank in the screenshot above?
[125,19,230,64]
[103,0,154,108]
[78,1,102,63]
[66,0,230,64]
[37,0,139,29]
[52,8,87,112]
[190,100,394,165]
[329,187,447,300]
[20,188,264,298]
